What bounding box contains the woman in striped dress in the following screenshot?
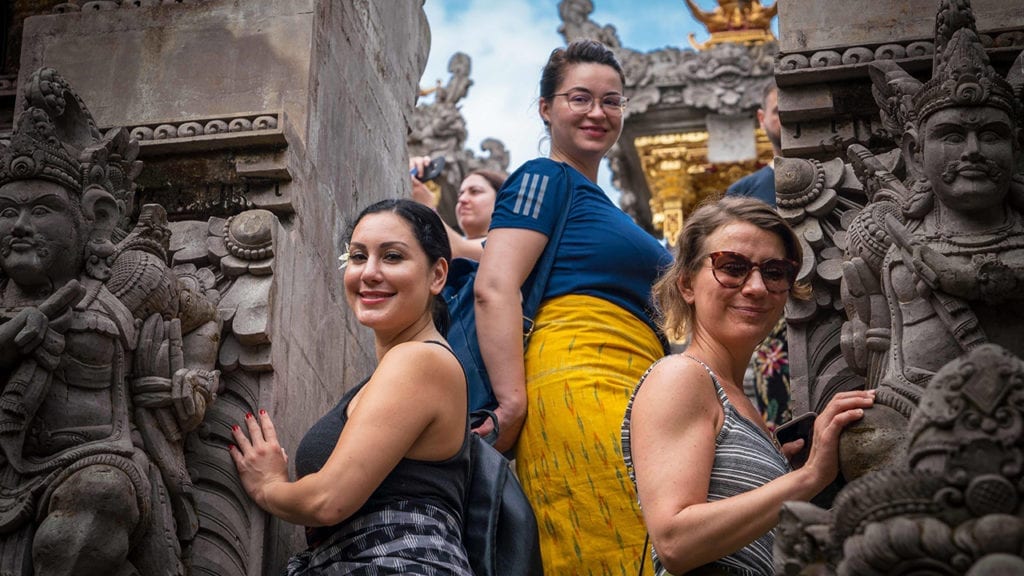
[622,197,875,575]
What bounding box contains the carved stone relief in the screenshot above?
[0,67,274,576]
[774,0,1024,571]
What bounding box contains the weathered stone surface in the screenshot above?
[706,113,757,163]
[774,0,1024,572]
[9,1,430,573]
[778,0,1015,52]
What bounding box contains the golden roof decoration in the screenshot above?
[683,0,777,50]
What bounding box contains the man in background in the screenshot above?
[726,79,791,431]
[726,80,781,207]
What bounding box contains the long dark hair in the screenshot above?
[346,199,452,336]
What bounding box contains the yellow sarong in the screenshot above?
[516,294,662,576]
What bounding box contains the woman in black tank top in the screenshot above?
[229,199,472,575]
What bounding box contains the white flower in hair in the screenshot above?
[338,244,350,270]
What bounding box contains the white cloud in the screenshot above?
[418,0,752,201]
[421,0,563,171]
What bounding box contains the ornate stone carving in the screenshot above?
[775,0,1024,571]
[558,0,621,49]
[0,67,273,576]
[0,66,173,575]
[838,0,1024,479]
[775,344,1024,575]
[118,111,294,221]
[127,112,281,143]
[408,52,510,232]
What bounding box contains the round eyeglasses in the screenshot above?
[707,251,798,294]
[552,91,629,116]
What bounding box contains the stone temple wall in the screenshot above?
[14,1,429,572]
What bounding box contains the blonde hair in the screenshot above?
[653,197,810,341]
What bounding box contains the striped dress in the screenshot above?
[622,356,791,576]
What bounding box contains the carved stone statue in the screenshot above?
[838,0,1024,479]
[557,0,622,49]
[0,68,212,576]
[772,0,1024,572]
[409,51,510,232]
[775,344,1024,575]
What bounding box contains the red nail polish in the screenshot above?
[228,444,235,451]
[259,409,267,415]
[232,425,239,431]
[246,413,252,419]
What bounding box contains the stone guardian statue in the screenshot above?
[0,68,200,576]
[839,0,1024,478]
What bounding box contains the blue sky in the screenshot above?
[418,0,764,196]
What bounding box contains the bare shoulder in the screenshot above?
[635,355,721,420]
[376,341,465,394]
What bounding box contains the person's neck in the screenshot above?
[684,333,757,391]
[549,150,600,184]
[373,314,439,360]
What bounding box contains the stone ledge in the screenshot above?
[776,29,1024,84]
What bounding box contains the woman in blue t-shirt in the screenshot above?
[473,39,671,575]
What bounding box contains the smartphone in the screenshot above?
[411,156,446,182]
[775,411,816,467]
[775,411,816,446]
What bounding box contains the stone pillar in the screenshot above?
[14,1,429,573]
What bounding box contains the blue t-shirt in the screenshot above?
[489,157,671,334]
[726,165,776,207]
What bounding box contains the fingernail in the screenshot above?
[259,409,267,415]
[232,425,239,431]
[246,413,253,419]
[228,444,235,451]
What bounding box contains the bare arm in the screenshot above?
[446,224,485,261]
[473,227,548,451]
[408,159,483,261]
[631,357,874,574]
[231,342,466,526]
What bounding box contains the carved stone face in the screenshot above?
[0,179,83,291]
[917,106,1017,216]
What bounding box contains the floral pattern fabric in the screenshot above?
[751,318,790,432]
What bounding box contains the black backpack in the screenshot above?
[462,415,544,576]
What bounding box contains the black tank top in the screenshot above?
[294,341,470,546]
